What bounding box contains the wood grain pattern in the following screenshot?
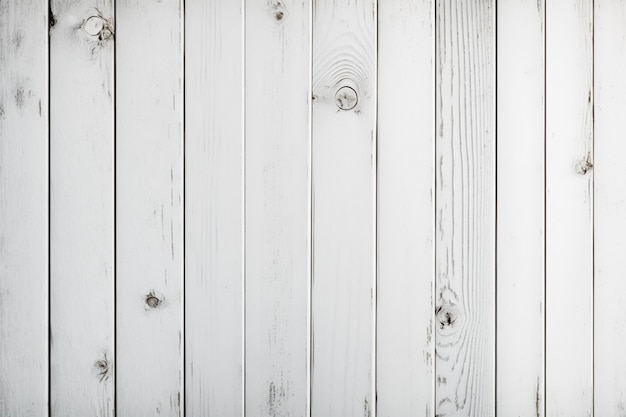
[594,1,626,415]
[545,1,593,416]
[377,0,434,415]
[115,0,183,415]
[435,1,495,416]
[496,1,545,416]
[311,1,376,416]
[185,0,243,416]
[49,1,115,416]
[0,1,48,415]
[245,0,310,415]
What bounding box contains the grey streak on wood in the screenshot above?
[545,0,594,415]
[115,0,183,415]
[49,0,115,415]
[496,0,546,415]
[184,0,244,414]
[245,0,310,415]
[0,0,49,415]
[435,0,495,415]
[311,0,376,415]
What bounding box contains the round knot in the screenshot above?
[82,16,113,41]
[335,86,358,110]
[435,304,459,329]
[270,0,287,22]
[145,291,162,309]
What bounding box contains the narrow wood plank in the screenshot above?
[545,1,593,416]
[434,1,495,416]
[311,0,376,415]
[496,1,545,416]
[594,1,626,414]
[116,0,183,415]
[185,0,243,415]
[377,0,434,415]
[49,1,114,416]
[0,1,48,415]
[245,0,310,415]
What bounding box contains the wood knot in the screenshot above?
[82,15,114,41]
[435,304,459,329]
[144,290,164,309]
[49,7,56,29]
[575,159,593,175]
[270,0,287,22]
[335,86,358,111]
[93,354,111,382]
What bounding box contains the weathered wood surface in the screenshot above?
[6,1,626,415]
[185,0,243,416]
[311,1,376,416]
[545,1,594,416]
[496,1,545,416]
[435,1,495,416]
[115,0,183,415]
[594,0,626,415]
[377,0,434,416]
[245,0,310,416]
[0,1,49,415]
[49,1,115,416]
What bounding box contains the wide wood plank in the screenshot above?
[377,0,434,415]
[435,1,495,416]
[496,1,545,416]
[49,1,115,416]
[311,1,376,416]
[545,1,593,416]
[0,1,48,415]
[185,1,243,416]
[594,1,626,414]
[116,0,183,415]
[245,0,310,415]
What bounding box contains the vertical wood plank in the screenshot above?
[311,0,376,415]
[594,1,626,414]
[116,0,183,415]
[185,0,243,416]
[496,1,545,416]
[245,0,310,415]
[545,1,593,415]
[49,1,114,416]
[435,1,495,416]
[377,0,434,415]
[0,1,48,415]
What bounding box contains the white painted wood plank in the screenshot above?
[245,0,310,415]
[377,0,434,415]
[496,1,545,416]
[311,1,376,415]
[116,0,183,415]
[594,1,626,414]
[435,1,495,416]
[545,1,593,416]
[185,1,243,416]
[0,1,48,415]
[49,1,114,416]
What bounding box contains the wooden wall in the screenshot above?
[1,0,625,416]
